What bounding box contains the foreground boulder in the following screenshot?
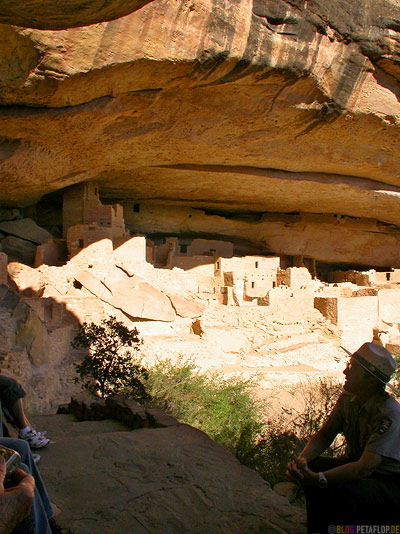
[35,414,306,534]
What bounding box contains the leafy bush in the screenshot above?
[72,316,148,399]
[122,357,342,485]
[138,357,265,457]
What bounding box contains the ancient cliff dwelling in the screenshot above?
[1,0,400,531]
[0,0,399,404]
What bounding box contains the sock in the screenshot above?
[19,426,31,435]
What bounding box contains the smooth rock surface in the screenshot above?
[73,265,176,321]
[1,236,37,266]
[7,262,45,296]
[273,482,300,504]
[34,414,306,534]
[0,219,53,244]
[166,292,205,318]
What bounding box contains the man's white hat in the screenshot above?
[341,343,396,389]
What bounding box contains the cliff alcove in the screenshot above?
[0,0,399,269]
[1,0,400,412]
[1,2,400,532]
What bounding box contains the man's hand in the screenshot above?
[286,455,318,486]
[0,456,35,533]
[286,455,307,483]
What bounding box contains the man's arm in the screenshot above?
[286,418,340,482]
[0,458,35,533]
[299,423,339,463]
[292,449,382,487]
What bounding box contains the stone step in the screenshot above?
[243,341,344,371]
[31,414,129,442]
[276,342,345,370]
[257,367,343,389]
[257,332,320,353]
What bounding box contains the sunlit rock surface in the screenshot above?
[1,0,400,265]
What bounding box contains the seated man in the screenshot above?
[286,342,400,532]
[0,371,49,448]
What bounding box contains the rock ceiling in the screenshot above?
[0,0,153,29]
[1,0,400,265]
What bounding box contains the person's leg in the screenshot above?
[9,462,52,534]
[304,458,400,532]
[0,375,27,429]
[308,456,349,472]
[0,437,53,520]
[310,478,400,526]
[304,457,351,533]
[0,376,50,448]
[9,398,29,430]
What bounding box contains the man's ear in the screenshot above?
[364,371,381,390]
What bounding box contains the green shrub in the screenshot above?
[141,357,265,457]
[72,316,148,399]
[123,358,343,485]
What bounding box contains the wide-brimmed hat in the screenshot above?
[341,343,396,389]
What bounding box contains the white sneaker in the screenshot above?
[19,428,50,449]
[32,454,41,464]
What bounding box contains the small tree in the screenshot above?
[72,316,148,399]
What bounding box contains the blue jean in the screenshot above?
[304,457,400,532]
[0,438,52,534]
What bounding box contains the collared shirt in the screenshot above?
[326,391,400,474]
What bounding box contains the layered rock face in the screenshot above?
[1,0,400,265]
[0,0,154,29]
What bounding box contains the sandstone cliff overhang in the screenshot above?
[1,0,400,266]
[0,0,154,29]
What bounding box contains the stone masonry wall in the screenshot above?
[378,289,400,323]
